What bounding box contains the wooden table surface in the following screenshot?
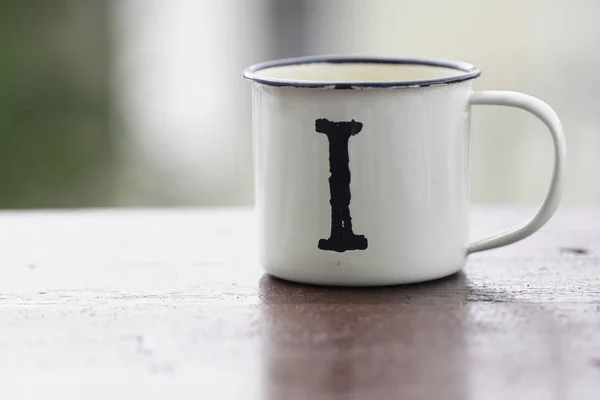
[0,206,599,399]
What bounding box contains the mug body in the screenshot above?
[247,57,477,286]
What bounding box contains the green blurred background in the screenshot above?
[0,1,119,208]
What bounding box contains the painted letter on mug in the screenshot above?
[316,118,368,253]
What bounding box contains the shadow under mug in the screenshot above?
[243,55,566,286]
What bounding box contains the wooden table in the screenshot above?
[0,207,599,399]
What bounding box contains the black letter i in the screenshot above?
[315,118,368,252]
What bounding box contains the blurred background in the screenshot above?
[1,0,598,209]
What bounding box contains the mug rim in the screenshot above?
[243,55,481,89]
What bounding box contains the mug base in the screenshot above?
[262,264,464,287]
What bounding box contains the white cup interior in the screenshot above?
[253,62,465,83]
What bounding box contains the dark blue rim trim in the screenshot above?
[243,55,481,89]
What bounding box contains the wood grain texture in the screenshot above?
[0,206,599,399]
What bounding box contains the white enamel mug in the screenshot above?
[243,55,566,286]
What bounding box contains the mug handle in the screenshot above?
[467,91,567,254]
